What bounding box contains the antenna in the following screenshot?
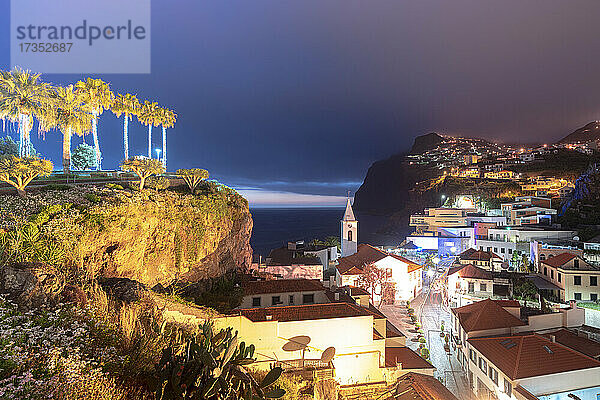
[320,346,336,364]
[282,335,311,369]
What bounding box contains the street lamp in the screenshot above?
[155,148,162,160]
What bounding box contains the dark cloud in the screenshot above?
[2,1,600,204]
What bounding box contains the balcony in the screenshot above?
[274,359,335,380]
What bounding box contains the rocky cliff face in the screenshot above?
[0,182,253,287]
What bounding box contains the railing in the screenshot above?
[274,359,335,380]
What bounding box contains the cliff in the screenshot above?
[558,121,600,144]
[0,182,253,287]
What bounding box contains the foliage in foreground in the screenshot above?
[176,168,209,194]
[0,155,53,197]
[152,321,284,400]
[121,157,165,190]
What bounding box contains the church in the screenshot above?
[335,198,423,303]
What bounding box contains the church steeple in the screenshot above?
[340,195,358,257]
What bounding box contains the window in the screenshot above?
[551,270,554,279]
[252,297,261,307]
[478,356,487,374]
[501,248,505,254]
[574,276,582,286]
[558,273,562,283]
[591,293,598,301]
[303,294,315,304]
[508,248,512,254]
[574,259,579,268]
[469,349,476,363]
[468,282,475,293]
[348,231,352,241]
[494,247,498,253]
[544,267,548,276]
[489,367,498,386]
[487,247,491,252]
[480,283,487,292]
[504,379,512,396]
[591,276,598,286]
[540,254,546,261]
[574,293,582,300]
[289,295,294,305]
[272,296,281,305]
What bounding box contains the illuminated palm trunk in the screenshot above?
[92,111,101,170]
[123,115,129,160]
[62,127,72,172]
[18,113,31,157]
[162,126,166,169]
[148,124,152,158]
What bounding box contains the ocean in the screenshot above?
[249,207,404,256]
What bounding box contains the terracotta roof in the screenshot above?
[243,279,325,296]
[347,286,370,296]
[337,244,422,275]
[468,334,600,379]
[236,302,374,322]
[459,248,501,261]
[448,264,492,280]
[539,329,600,358]
[541,252,577,267]
[386,320,405,338]
[394,373,459,400]
[266,247,322,266]
[452,299,526,333]
[385,347,434,370]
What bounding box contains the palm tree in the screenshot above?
[74,78,114,170]
[41,85,93,172]
[0,68,53,157]
[111,93,141,160]
[158,107,177,169]
[137,101,161,159]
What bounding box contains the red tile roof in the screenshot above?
[243,279,325,296]
[539,329,600,358]
[236,302,374,322]
[385,347,434,370]
[267,247,322,266]
[386,320,405,338]
[448,264,492,280]
[452,299,526,333]
[459,248,501,261]
[541,252,577,268]
[337,244,422,275]
[394,373,459,400]
[468,334,600,379]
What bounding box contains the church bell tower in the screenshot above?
[341,197,358,257]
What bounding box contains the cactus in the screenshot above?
[151,321,285,399]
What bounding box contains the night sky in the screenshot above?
[2,1,600,206]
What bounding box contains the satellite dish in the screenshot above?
[573,236,580,241]
[282,335,311,352]
[320,347,336,363]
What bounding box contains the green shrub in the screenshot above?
[105,183,124,190]
[152,321,285,400]
[146,176,170,191]
[43,183,72,191]
[85,193,101,203]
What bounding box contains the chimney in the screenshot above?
[550,335,556,343]
[334,293,340,301]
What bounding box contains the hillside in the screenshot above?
[558,121,600,144]
[0,181,253,287]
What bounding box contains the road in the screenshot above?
[381,258,474,400]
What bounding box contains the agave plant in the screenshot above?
[152,321,285,400]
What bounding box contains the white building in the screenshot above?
[335,244,423,302]
[341,198,358,257]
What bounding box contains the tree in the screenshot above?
[0,68,53,157]
[111,93,141,160]
[176,168,209,193]
[158,107,176,169]
[152,321,284,400]
[513,277,538,307]
[40,85,93,172]
[311,236,341,250]
[0,136,37,157]
[75,78,115,170]
[121,157,165,190]
[0,156,53,197]
[356,263,392,306]
[71,143,97,170]
[137,101,162,159]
